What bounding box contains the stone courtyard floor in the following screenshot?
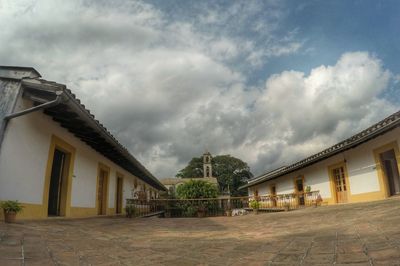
[1,198,400,265]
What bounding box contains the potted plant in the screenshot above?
[197,202,206,218]
[249,200,260,215]
[1,200,24,223]
[125,204,136,218]
[315,194,323,207]
[283,202,290,212]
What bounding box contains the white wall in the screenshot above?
[251,127,400,199]
[0,97,161,208]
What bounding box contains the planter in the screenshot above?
[197,210,206,218]
[3,211,17,223]
[253,209,259,215]
[225,210,232,217]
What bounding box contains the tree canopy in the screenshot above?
[176,180,219,199]
[176,154,253,196]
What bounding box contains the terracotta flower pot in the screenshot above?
[197,210,206,218]
[4,211,17,223]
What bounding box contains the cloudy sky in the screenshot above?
[1,0,400,178]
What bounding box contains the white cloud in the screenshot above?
[248,51,396,172]
[0,0,398,178]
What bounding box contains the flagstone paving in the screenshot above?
[1,197,400,265]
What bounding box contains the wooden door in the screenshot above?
[271,185,277,207]
[332,166,348,203]
[295,177,305,205]
[97,169,108,215]
[116,177,123,214]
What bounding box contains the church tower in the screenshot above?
[203,151,212,178]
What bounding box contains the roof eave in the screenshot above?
[21,79,167,191]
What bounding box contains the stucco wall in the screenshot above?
[250,126,400,204]
[0,97,161,215]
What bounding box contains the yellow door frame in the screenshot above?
[43,135,76,217]
[96,162,110,215]
[373,141,400,198]
[328,161,350,203]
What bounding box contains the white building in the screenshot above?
[0,66,166,219]
[240,111,400,205]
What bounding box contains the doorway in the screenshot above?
[48,149,69,216]
[295,177,305,205]
[380,149,400,196]
[332,166,348,203]
[116,176,123,214]
[97,166,109,215]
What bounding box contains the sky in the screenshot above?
[1,0,400,178]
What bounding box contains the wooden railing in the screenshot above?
[125,191,320,218]
[251,191,321,209]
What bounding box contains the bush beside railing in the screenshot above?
[125,191,320,218]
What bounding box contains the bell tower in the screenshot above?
[203,151,212,178]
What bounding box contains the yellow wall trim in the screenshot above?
[70,207,97,218]
[0,203,47,220]
[0,204,117,220]
[349,191,384,203]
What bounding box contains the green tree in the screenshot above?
[176,180,219,199]
[176,157,203,178]
[176,155,253,196]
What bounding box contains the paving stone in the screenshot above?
[335,262,371,266]
[368,247,400,261]
[309,245,335,254]
[271,253,303,263]
[303,253,334,264]
[0,245,21,259]
[336,242,365,253]
[0,197,400,265]
[373,259,400,266]
[24,257,56,266]
[0,258,22,266]
[336,252,370,263]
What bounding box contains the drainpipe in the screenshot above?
[4,91,64,121]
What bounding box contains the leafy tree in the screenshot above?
[176,157,203,178]
[176,180,219,199]
[176,155,253,196]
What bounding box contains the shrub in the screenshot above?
[249,200,260,209]
[176,180,218,199]
[125,204,137,218]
